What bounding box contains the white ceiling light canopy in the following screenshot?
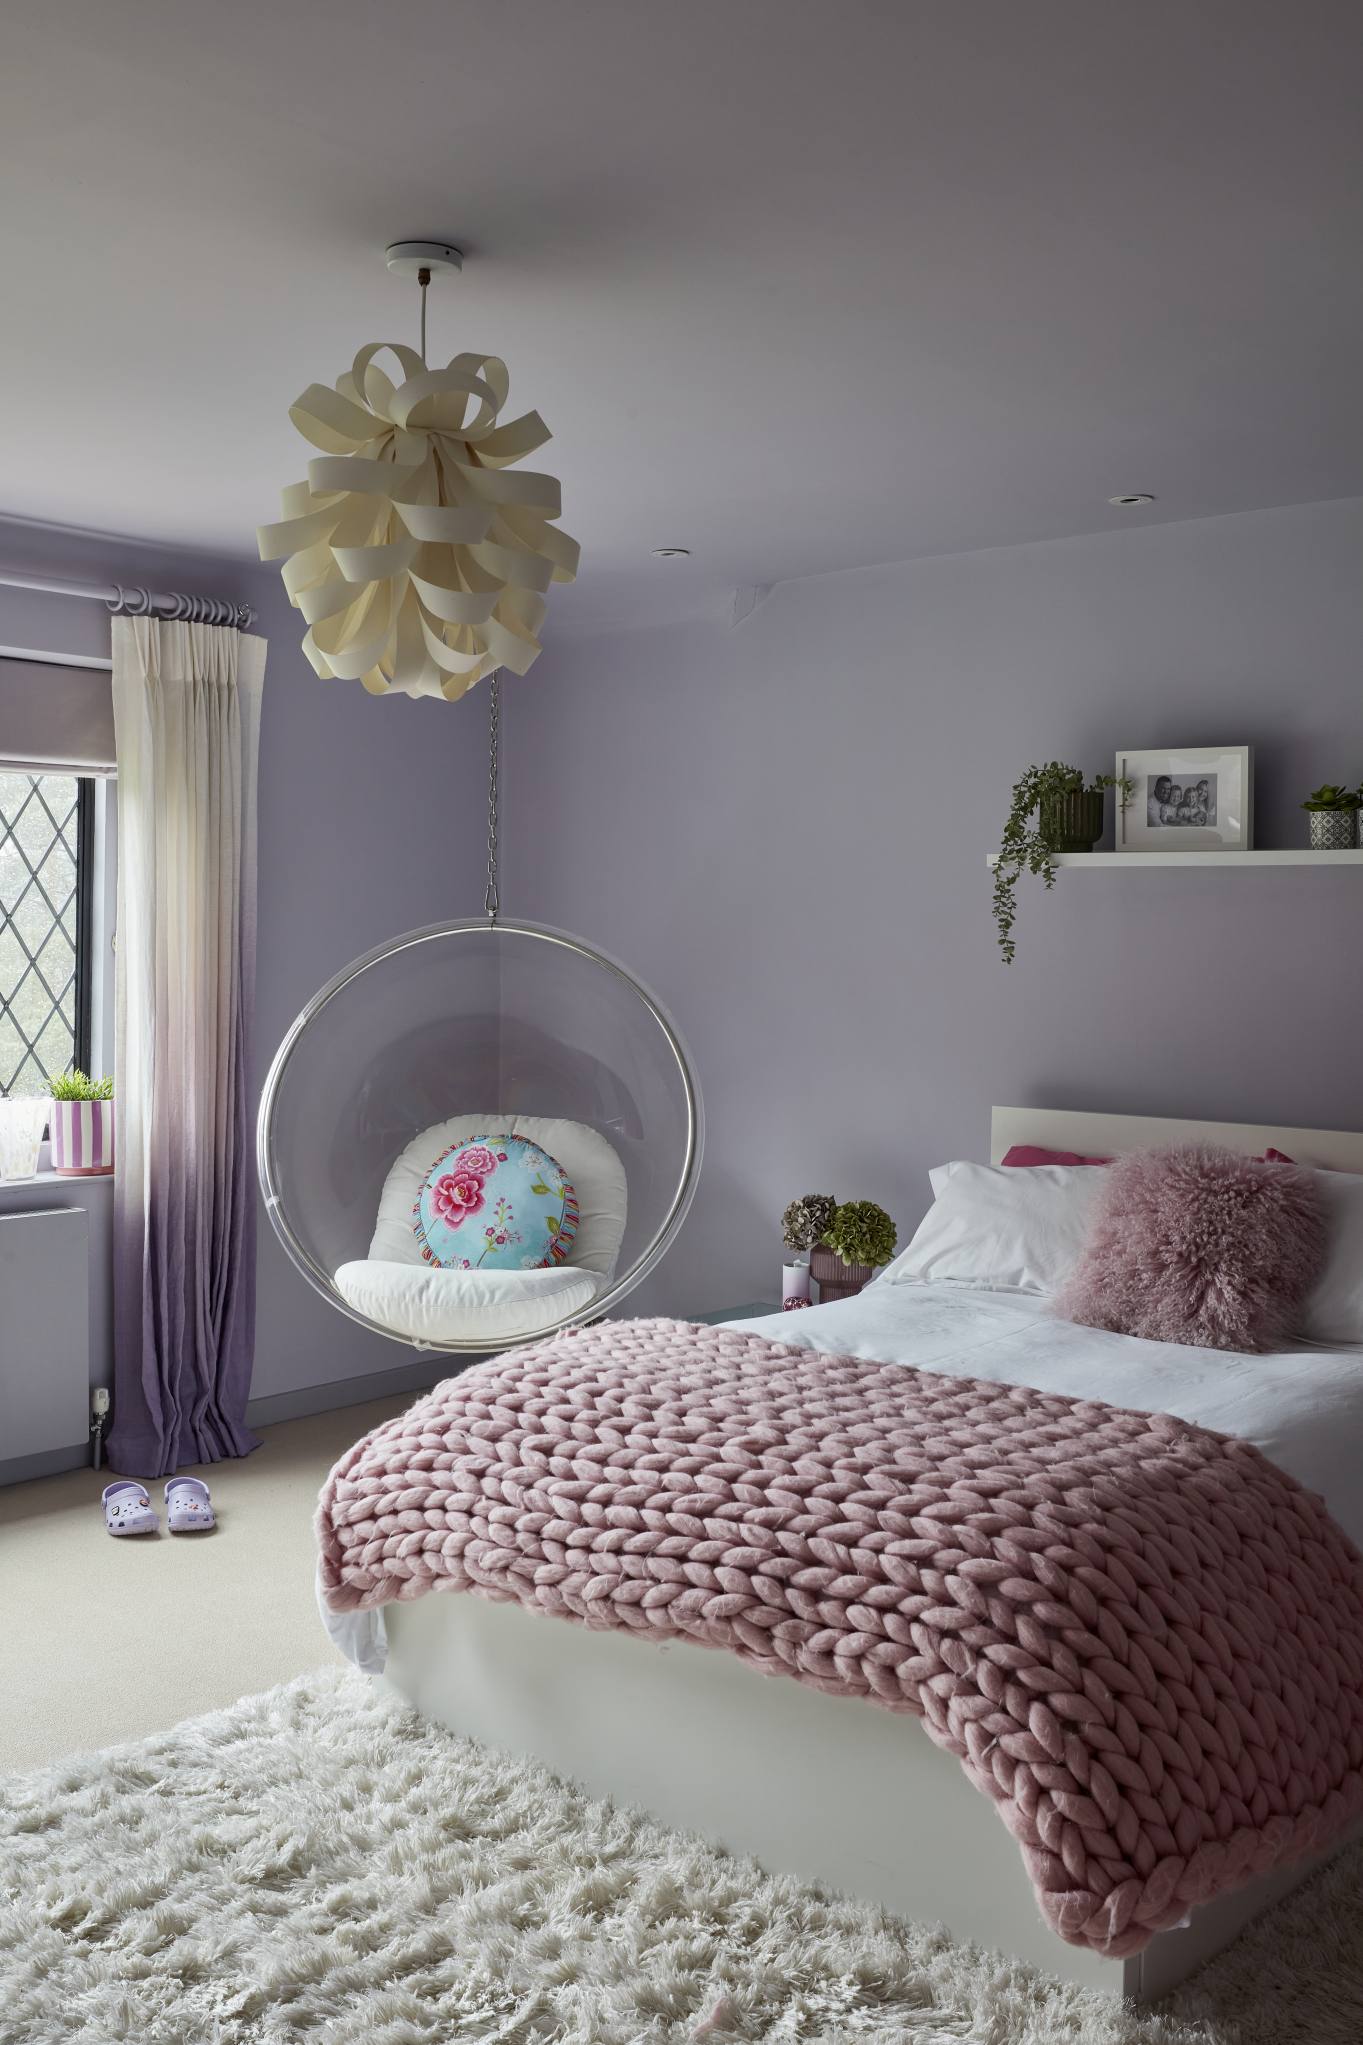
[1108,492,1156,507]
[257,240,579,702]
[383,240,465,280]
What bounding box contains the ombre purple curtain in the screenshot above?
[107,616,266,1477]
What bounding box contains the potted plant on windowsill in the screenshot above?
[810,1199,897,1303]
[991,762,1133,963]
[1301,783,1360,852]
[48,1070,115,1176]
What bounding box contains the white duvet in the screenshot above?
[322,1282,1363,1672]
[738,1282,1363,1551]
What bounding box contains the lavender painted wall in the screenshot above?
[505,497,1363,1317]
[0,515,487,1415]
[4,496,1361,1434]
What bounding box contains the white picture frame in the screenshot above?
[1114,746,1253,852]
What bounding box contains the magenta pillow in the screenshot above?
[1004,1142,1292,1168]
[1001,1145,1111,1167]
[1054,1144,1327,1353]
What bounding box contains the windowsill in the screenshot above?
[0,1168,116,1194]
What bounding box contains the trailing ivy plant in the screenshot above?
[49,1068,114,1101]
[821,1199,897,1269]
[991,762,1133,964]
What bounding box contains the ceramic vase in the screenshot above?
[782,1261,812,1310]
[810,1244,878,1303]
[1040,788,1104,852]
[1309,810,1356,851]
[0,1096,50,1180]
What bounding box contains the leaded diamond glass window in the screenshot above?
[0,771,92,1096]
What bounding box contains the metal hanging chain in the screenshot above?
[485,670,501,924]
[418,265,498,923]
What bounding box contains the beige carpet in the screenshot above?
[2,1664,1360,2044]
[3,1413,1359,2040]
[0,1394,416,1770]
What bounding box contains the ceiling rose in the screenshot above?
[258,247,578,701]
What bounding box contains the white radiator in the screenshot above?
[0,1205,90,1461]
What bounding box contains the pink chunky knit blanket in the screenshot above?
[317,1318,1363,1954]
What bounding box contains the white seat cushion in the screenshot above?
[366,1113,628,1278]
[334,1260,603,1346]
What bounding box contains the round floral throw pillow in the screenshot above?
[413,1133,579,1272]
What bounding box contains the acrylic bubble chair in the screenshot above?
[257,684,703,1354]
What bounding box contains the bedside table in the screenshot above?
[691,1302,781,1325]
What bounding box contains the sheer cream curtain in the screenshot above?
[108,616,266,1476]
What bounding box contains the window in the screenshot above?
[0,770,93,1094]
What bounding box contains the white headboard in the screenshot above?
[990,1106,1363,1176]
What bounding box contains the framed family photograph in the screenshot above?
[1114,746,1253,853]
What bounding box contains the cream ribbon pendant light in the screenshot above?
[258,242,578,701]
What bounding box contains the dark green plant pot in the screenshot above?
[1039,788,1104,852]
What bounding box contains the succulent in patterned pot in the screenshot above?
[47,1069,115,1176]
[1302,783,1359,851]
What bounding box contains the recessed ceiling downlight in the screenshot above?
[651,546,691,559]
[1108,493,1156,507]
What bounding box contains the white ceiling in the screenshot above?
[3,0,1361,633]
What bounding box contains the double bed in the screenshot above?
[320,1107,1363,2001]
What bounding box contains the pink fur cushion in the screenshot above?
[1054,1144,1327,1352]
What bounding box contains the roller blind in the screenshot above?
[0,655,117,775]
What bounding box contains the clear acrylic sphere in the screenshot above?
[257,918,703,1352]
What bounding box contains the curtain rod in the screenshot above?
[0,568,253,630]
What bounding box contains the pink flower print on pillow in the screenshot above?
[454,1144,499,1178]
[432,1170,487,1225]
[414,1132,579,1271]
[475,1197,521,1265]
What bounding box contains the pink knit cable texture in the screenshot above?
[317,1318,1363,1955]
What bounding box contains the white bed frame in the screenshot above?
[384,1107,1363,2003]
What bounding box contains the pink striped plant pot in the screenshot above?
[49,1097,115,1176]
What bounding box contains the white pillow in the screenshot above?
[879,1160,1106,1295]
[1300,1169,1363,1346]
[334,1260,601,1346]
[367,1113,628,1277]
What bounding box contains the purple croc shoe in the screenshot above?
[103,1480,159,1536]
[164,1477,215,1533]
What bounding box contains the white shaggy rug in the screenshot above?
[1,1667,1360,2044]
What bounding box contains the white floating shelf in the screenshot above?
[986,850,1363,868]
